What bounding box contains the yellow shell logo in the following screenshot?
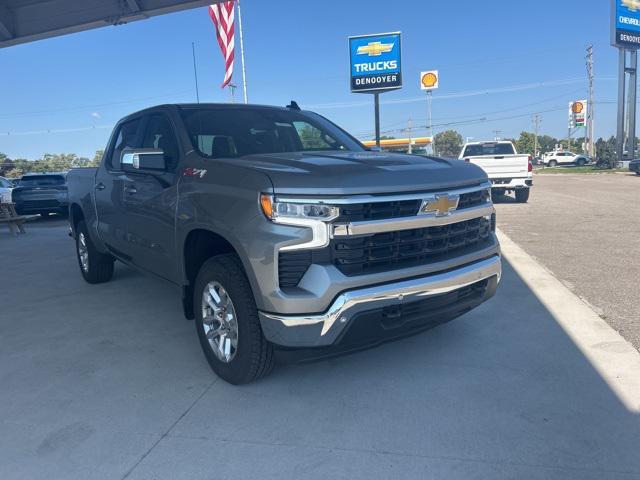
[571,102,584,114]
[421,72,438,88]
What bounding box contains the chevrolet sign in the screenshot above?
[349,32,402,93]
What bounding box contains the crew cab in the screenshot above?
[459,141,532,203]
[67,103,501,384]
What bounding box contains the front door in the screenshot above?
[121,113,180,282]
[94,117,143,258]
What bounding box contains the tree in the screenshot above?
[595,136,617,168]
[538,135,559,155]
[92,150,104,166]
[0,152,13,176]
[515,132,536,156]
[433,130,463,157]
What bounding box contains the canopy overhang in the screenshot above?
[0,0,215,48]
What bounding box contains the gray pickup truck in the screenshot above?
[67,103,501,384]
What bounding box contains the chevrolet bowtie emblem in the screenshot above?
[421,194,459,217]
[356,41,394,56]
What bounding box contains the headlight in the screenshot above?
[260,194,339,251]
[260,194,339,222]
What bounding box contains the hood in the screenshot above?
[217,151,488,195]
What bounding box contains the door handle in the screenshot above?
[95,182,106,191]
[125,185,137,195]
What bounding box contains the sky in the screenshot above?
[0,0,623,160]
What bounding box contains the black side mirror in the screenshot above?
[121,149,166,172]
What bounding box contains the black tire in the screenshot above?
[194,254,275,384]
[515,188,530,203]
[576,158,587,166]
[75,220,114,284]
[547,160,557,168]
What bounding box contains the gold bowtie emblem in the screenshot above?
[422,194,459,217]
[356,41,394,56]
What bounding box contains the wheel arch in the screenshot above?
[180,227,257,320]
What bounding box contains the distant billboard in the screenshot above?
[349,32,402,93]
[569,100,588,128]
[612,0,640,49]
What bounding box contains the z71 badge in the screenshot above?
[183,168,207,178]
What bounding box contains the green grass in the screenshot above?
[534,166,628,174]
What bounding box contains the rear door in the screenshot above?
[463,143,528,177]
[121,113,180,282]
[94,117,143,257]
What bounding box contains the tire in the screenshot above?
[194,254,275,384]
[76,220,114,284]
[547,160,557,168]
[515,188,530,203]
[576,158,586,166]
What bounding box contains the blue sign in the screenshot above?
[349,32,402,93]
[612,0,640,48]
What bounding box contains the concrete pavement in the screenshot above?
[1,218,639,479]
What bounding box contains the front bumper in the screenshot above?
[259,254,501,348]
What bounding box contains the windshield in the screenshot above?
[463,143,515,156]
[18,175,65,187]
[180,107,364,158]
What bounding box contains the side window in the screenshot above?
[109,119,141,169]
[142,114,179,171]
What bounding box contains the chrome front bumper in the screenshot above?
[259,255,501,348]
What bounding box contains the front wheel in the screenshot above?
[547,160,557,168]
[515,188,530,203]
[75,220,114,284]
[194,254,275,384]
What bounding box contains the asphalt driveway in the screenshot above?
[495,172,640,350]
[1,219,639,479]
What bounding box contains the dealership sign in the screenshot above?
[349,32,402,93]
[569,100,587,128]
[612,0,640,48]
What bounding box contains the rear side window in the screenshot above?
[19,175,65,186]
[463,143,515,156]
[109,118,142,169]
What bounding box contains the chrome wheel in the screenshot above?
[201,281,238,363]
[78,232,89,272]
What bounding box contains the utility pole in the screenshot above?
[426,90,434,155]
[532,114,541,157]
[493,130,501,141]
[407,117,413,154]
[586,44,595,157]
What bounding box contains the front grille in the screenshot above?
[337,187,489,223]
[332,217,492,276]
[337,200,421,223]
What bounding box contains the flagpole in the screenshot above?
[236,0,248,104]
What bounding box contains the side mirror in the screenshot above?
[121,149,166,172]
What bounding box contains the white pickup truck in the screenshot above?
[459,141,532,203]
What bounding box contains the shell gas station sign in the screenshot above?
[569,100,587,128]
[420,70,439,90]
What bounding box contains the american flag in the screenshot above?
[208,2,235,88]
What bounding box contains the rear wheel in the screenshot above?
[576,158,587,166]
[515,188,530,203]
[547,160,557,168]
[194,254,275,384]
[75,220,114,284]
